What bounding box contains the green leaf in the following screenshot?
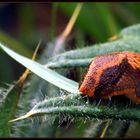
[46,58,92,68]
[0,83,21,137]
[0,43,79,94]
[120,23,140,39]
[48,38,140,68]
[46,24,140,69]
[9,93,140,122]
[50,38,140,61]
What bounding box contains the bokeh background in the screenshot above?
[1,2,140,137]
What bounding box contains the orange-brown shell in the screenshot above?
[79,51,140,104]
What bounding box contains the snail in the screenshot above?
[79,51,140,104]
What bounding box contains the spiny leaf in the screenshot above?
[0,83,21,137]
[10,93,140,122]
[49,38,140,63]
[46,58,92,68]
[47,38,140,69]
[9,93,82,122]
[120,23,140,39]
[48,24,140,64]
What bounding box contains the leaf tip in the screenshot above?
[8,112,32,123]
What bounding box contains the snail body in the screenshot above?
[79,51,140,104]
